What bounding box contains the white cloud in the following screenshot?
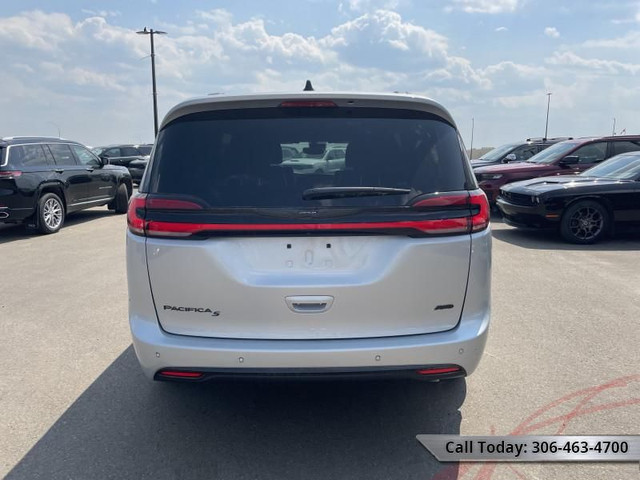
[448,0,520,14]
[1,7,639,148]
[80,9,121,18]
[323,10,448,62]
[583,31,640,49]
[341,0,401,12]
[547,51,640,75]
[544,27,560,38]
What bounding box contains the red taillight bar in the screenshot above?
[144,218,470,237]
[128,191,490,238]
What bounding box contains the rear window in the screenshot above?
[148,107,469,208]
[121,146,140,156]
[137,145,152,155]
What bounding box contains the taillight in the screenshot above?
[279,100,338,108]
[412,190,490,234]
[127,194,147,235]
[128,194,206,236]
[0,170,22,179]
[469,190,490,232]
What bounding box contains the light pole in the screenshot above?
[544,92,552,140]
[137,27,167,137]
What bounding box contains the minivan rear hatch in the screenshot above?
[138,98,485,340]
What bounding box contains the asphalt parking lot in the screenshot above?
[1,210,638,480]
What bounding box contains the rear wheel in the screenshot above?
[560,200,609,244]
[113,183,130,214]
[37,193,65,234]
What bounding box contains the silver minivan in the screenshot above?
[127,92,491,382]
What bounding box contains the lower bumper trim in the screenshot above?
[154,364,467,382]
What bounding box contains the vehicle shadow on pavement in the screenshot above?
[6,346,465,480]
[0,209,117,245]
[491,224,640,251]
[490,212,640,251]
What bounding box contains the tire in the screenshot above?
[114,183,130,214]
[37,192,65,234]
[560,200,609,244]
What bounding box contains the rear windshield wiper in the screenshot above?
[302,186,412,201]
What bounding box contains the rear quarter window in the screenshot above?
[8,144,51,167]
[611,140,640,156]
[148,107,469,209]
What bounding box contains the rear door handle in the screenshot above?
[54,169,64,174]
[285,296,334,314]
[85,167,94,172]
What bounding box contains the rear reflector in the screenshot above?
[128,190,490,238]
[157,370,204,378]
[416,367,462,375]
[279,100,338,108]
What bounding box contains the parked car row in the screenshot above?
[475,135,640,243]
[475,135,640,204]
[471,137,571,168]
[497,152,640,243]
[91,143,152,183]
[0,137,133,233]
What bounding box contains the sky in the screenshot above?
[1,0,639,149]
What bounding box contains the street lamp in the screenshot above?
[137,27,167,137]
[544,92,552,140]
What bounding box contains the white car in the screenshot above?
[281,144,347,174]
[126,91,491,382]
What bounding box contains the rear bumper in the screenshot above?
[130,311,489,380]
[0,206,34,223]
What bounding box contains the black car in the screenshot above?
[0,137,133,234]
[496,151,640,243]
[92,144,150,183]
[471,137,572,169]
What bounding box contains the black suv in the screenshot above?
[0,137,133,234]
[471,137,572,169]
[91,144,151,183]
